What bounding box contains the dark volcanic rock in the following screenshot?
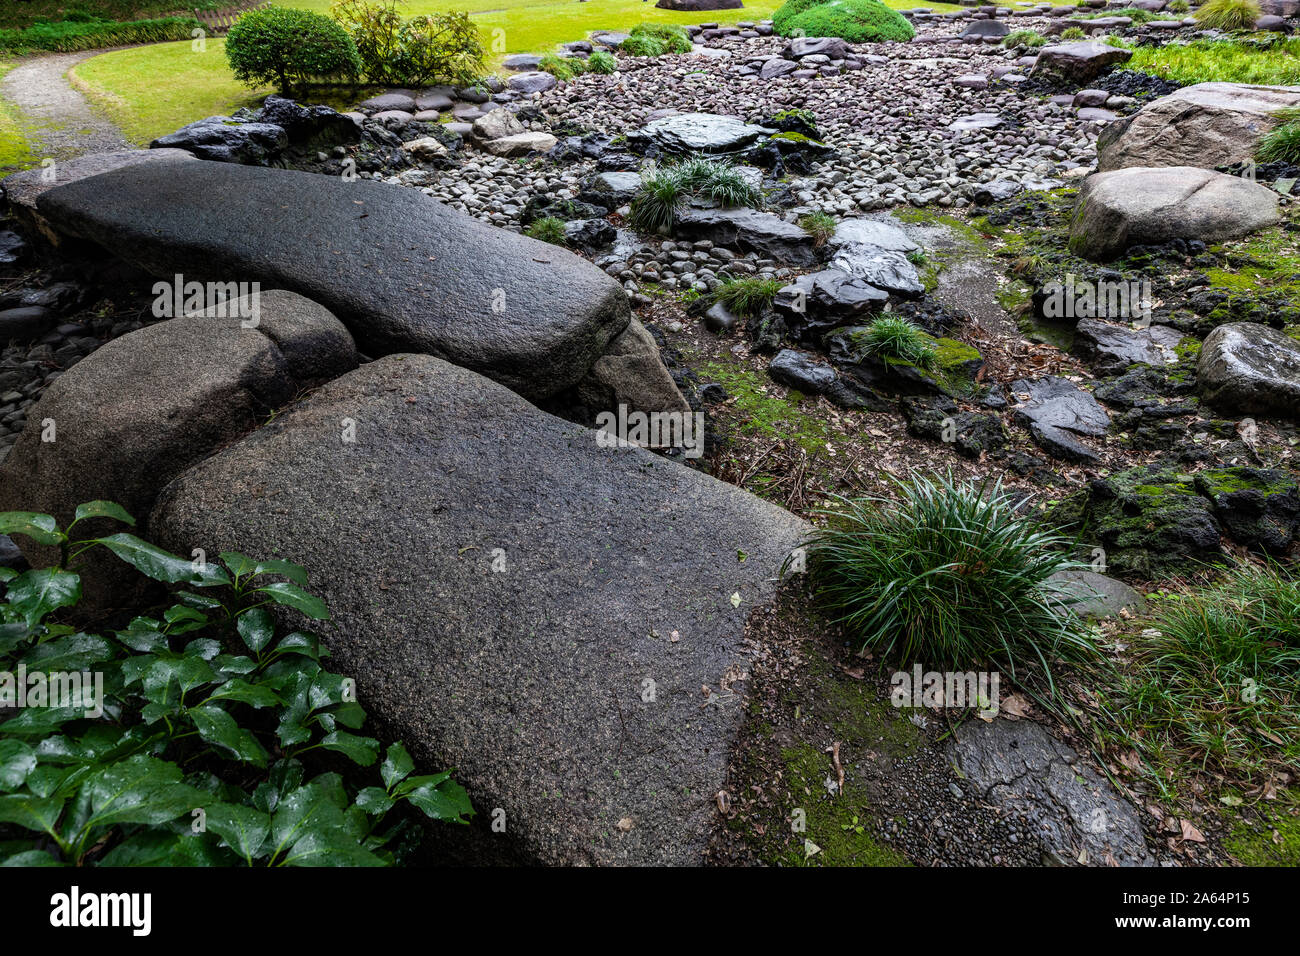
[1010,376,1110,462]
[774,268,889,339]
[149,354,807,866]
[1198,322,1300,419]
[36,160,630,401]
[1194,466,1300,554]
[150,116,289,164]
[674,207,818,265]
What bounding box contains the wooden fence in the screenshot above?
[185,1,270,36]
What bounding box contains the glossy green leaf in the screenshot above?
[0,512,64,546]
[79,755,204,831]
[237,607,276,654]
[71,500,136,528]
[189,705,268,766]
[207,803,271,863]
[354,786,394,816]
[0,849,63,866]
[205,679,280,709]
[89,534,231,586]
[6,569,81,628]
[319,731,379,766]
[255,582,329,620]
[0,739,37,792]
[0,792,65,836]
[402,777,472,823]
[380,742,414,790]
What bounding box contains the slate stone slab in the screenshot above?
[1198,322,1300,419]
[35,160,630,400]
[631,112,768,153]
[150,355,808,865]
[674,207,819,265]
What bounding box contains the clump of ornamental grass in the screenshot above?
[1060,26,1087,39]
[798,211,837,247]
[537,52,585,81]
[799,474,1100,691]
[627,158,761,234]
[1257,107,1300,164]
[586,49,617,73]
[709,277,784,317]
[627,168,685,233]
[858,315,938,370]
[1194,0,1262,30]
[1003,29,1047,49]
[524,215,567,245]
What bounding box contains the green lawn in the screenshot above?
[0,61,36,175]
[68,0,961,145]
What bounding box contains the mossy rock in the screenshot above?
[1225,810,1300,867]
[1194,466,1300,554]
[1049,464,1223,578]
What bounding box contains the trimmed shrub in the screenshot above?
[774,0,915,43]
[226,7,361,93]
[1194,0,1262,30]
[0,16,203,54]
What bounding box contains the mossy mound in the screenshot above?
[774,0,916,43]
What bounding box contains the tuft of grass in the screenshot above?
[1003,28,1047,49]
[627,168,685,234]
[710,277,784,317]
[800,474,1099,690]
[1194,0,1262,30]
[586,49,617,73]
[858,315,939,370]
[1127,36,1300,85]
[1257,107,1300,164]
[524,215,567,245]
[537,52,586,81]
[1096,562,1300,785]
[628,158,760,234]
[798,211,837,247]
[1168,0,1190,11]
[1060,26,1086,39]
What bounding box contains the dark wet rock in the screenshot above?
[1073,318,1183,374]
[774,268,889,339]
[521,195,608,225]
[828,242,923,298]
[768,348,836,393]
[901,394,1008,459]
[507,71,558,94]
[577,170,643,207]
[0,290,357,615]
[1030,41,1132,87]
[1194,466,1300,554]
[829,328,984,399]
[563,217,616,251]
[36,160,630,401]
[360,92,417,112]
[0,230,27,265]
[949,720,1153,867]
[972,179,1024,204]
[550,318,691,425]
[1049,465,1223,577]
[630,112,768,154]
[149,354,807,866]
[255,95,359,151]
[0,306,57,343]
[1198,322,1300,418]
[502,53,543,72]
[962,19,1011,38]
[674,207,818,266]
[1069,166,1280,262]
[1010,376,1109,462]
[1048,569,1146,619]
[1094,364,1195,411]
[0,535,23,571]
[150,116,288,164]
[704,302,740,332]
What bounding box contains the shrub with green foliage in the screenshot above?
[330,0,484,86]
[800,474,1098,690]
[586,49,618,74]
[1258,108,1300,164]
[0,502,471,866]
[226,6,361,94]
[773,0,915,43]
[0,16,203,54]
[1194,0,1262,30]
[709,277,785,317]
[858,315,938,369]
[525,216,568,245]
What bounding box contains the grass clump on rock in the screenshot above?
[1003,29,1047,49]
[586,49,618,73]
[622,22,693,56]
[798,211,837,247]
[1060,26,1086,39]
[628,158,761,234]
[710,277,785,317]
[858,315,939,369]
[538,52,586,80]
[800,474,1098,688]
[773,0,916,43]
[1257,107,1300,164]
[525,216,567,245]
[1194,0,1263,31]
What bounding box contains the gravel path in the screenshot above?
[1,51,128,162]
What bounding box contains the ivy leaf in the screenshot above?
[319,731,379,766]
[252,760,304,815]
[354,786,394,816]
[143,655,215,703]
[6,569,81,628]
[71,500,136,528]
[79,755,205,831]
[0,567,17,583]
[273,631,325,661]
[255,582,329,620]
[0,621,32,655]
[164,604,209,633]
[402,776,473,823]
[250,558,310,586]
[237,607,276,654]
[89,534,231,586]
[0,706,84,737]
[0,512,65,546]
[0,739,37,792]
[205,679,281,709]
[188,705,269,767]
[267,784,345,863]
[381,742,415,790]
[0,792,66,837]
[207,803,271,864]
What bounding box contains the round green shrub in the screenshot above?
[775,0,915,42]
[773,0,826,34]
[226,7,361,93]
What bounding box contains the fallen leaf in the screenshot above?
[617,817,633,832]
[1179,819,1205,843]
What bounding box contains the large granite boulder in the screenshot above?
[551,318,691,424]
[0,149,195,242]
[1097,82,1300,171]
[1198,322,1300,418]
[1068,167,1280,261]
[149,355,808,865]
[630,113,768,154]
[0,290,357,613]
[1029,41,1131,86]
[35,160,631,401]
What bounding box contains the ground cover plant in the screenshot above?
[628,157,761,233]
[1127,36,1300,85]
[0,503,471,865]
[1193,0,1262,31]
[774,0,915,42]
[0,14,203,54]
